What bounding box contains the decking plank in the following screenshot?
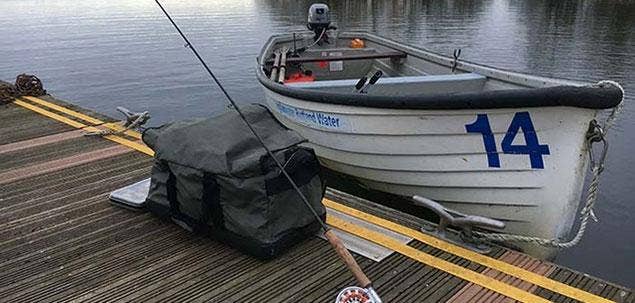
[0,103,74,144]
[0,129,84,154]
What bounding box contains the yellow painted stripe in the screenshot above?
[327,215,551,303]
[22,96,103,125]
[98,133,154,156]
[324,199,613,303]
[13,100,90,129]
[13,99,154,156]
[102,122,143,140]
[21,96,143,140]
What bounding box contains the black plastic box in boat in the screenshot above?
[142,104,326,259]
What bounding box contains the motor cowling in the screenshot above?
[307,3,331,30]
[307,3,335,43]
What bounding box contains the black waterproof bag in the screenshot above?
[142,105,326,259]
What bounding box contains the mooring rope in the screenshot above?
[0,74,47,104]
[0,83,18,104]
[84,111,150,137]
[472,80,625,249]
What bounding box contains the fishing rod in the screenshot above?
[153,1,380,302]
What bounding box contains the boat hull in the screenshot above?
[263,89,596,258]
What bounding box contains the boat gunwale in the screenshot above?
[256,32,622,110]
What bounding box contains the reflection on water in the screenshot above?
[1,0,633,286]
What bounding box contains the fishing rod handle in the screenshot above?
[324,229,372,288]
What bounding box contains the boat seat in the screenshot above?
[267,51,407,64]
[287,73,487,95]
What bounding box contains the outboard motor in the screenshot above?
[307,3,336,44]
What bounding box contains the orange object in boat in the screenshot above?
[350,38,365,48]
[285,71,315,83]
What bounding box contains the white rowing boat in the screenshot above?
[256,25,622,258]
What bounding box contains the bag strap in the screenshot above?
[203,173,224,228]
[166,169,179,213]
[165,164,223,230]
[165,165,197,229]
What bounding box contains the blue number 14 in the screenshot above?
[465,112,550,169]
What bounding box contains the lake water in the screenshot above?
[1,0,633,287]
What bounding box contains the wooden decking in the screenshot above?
[0,95,632,302]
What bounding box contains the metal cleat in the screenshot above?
[412,195,505,254]
[85,107,150,137]
[116,106,150,128]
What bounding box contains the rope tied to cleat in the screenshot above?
[0,74,47,104]
[85,107,150,137]
[471,80,625,249]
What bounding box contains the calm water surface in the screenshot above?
[1,0,633,287]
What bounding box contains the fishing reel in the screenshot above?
[336,286,381,303]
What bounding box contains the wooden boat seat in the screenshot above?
[267,51,407,64]
[287,73,487,95]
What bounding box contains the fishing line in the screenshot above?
[153,0,330,234]
[153,2,380,300]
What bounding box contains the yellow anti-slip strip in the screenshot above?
[324,199,613,303]
[14,96,612,303]
[326,216,550,303]
[21,96,143,140]
[13,99,154,156]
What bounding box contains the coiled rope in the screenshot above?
[472,80,625,249]
[0,83,18,104]
[0,74,47,104]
